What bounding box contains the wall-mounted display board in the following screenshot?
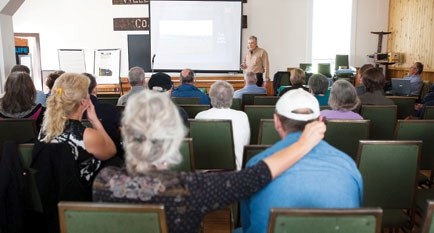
[94,49,121,85]
[58,49,86,73]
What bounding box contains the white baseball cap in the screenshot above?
[275,88,320,121]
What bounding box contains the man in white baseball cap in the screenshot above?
[240,88,363,233]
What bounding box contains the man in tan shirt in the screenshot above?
[240,35,270,87]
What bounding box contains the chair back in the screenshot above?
[318,63,331,77]
[423,106,434,119]
[421,200,434,233]
[98,97,119,106]
[242,145,270,168]
[178,104,210,118]
[335,54,349,71]
[244,105,275,144]
[171,97,200,105]
[58,202,168,233]
[394,120,434,171]
[242,94,267,109]
[324,120,370,161]
[172,138,195,172]
[258,119,280,145]
[254,96,279,105]
[0,119,38,153]
[18,143,43,213]
[267,208,382,233]
[299,63,312,72]
[386,96,417,119]
[356,140,421,210]
[188,119,236,170]
[360,105,397,140]
[230,98,242,110]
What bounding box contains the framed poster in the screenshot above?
[94,49,121,84]
[58,49,86,73]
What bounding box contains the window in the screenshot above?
[311,0,353,73]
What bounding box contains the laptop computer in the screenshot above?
[391,78,411,96]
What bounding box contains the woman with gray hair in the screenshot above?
[195,80,250,170]
[320,79,363,120]
[93,90,326,233]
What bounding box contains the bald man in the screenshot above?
[171,68,210,105]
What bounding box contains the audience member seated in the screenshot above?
[233,71,267,99]
[403,62,424,96]
[358,68,394,105]
[92,90,326,233]
[308,73,330,106]
[414,84,434,118]
[45,70,65,97]
[356,64,374,95]
[82,73,123,159]
[241,89,362,233]
[279,68,309,96]
[117,66,146,105]
[171,68,210,105]
[0,72,45,129]
[195,80,250,170]
[148,72,189,127]
[321,80,363,120]
[31,73,118,233]
[11,65,46,106]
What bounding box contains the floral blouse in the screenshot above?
[92,161,271,233]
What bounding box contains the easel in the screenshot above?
[371,31,394,78]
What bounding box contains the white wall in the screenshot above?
[13,0,389,78]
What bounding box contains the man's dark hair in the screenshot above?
[415,62,424,75]
[362,68,385,92]
[276,108,316,133]
[11,65,30,74]
[82,73,97,94]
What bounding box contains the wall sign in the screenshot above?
[112,0,148,5]
[113,18,149,31]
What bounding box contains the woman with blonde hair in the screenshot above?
[32,73,117,232]
[93,90,326,233]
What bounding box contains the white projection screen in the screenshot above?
[150,0,242,72]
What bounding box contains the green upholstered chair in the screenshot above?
[299,63,312,72]
[394,120,434,187]
[318,63,332,78]
[386,96,417,119]
[335,54,349,71]
[171,138,195,172]
[356,140,421,231]
[324,120,370,161]
[230,98,242,111]
[58,202,168,233]
[258,119,280,145]
[171,97,200,105]
[188,119,236,170]
[360,105,397,140]
[242,145,270,169]
[267,208,382,233]
[420,200,434,233]
[243,105,275,144]
[422,106,434,119]
[242,93,267,110]
[0,119,38,153]
[98,96,119,106]
[254,96,279,105]
[178,104,210,119]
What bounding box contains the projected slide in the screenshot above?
[150,0,242,72]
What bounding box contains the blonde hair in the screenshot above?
[122,90,186,175]
[41,73,90,142]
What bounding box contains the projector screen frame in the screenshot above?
[149,0,243,74]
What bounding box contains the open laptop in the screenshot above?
[391,78,411,96]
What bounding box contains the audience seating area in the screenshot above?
[3,81,434,233]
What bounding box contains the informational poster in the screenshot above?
[93,49,121,84]
[58,49,86,73]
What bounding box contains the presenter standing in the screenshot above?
[240,36,270,87]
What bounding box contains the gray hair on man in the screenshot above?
[128,66,145,86]
[328,79,360,111]
[308,73,329,95]
[209,80,234,109]
[245,71,257,85]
